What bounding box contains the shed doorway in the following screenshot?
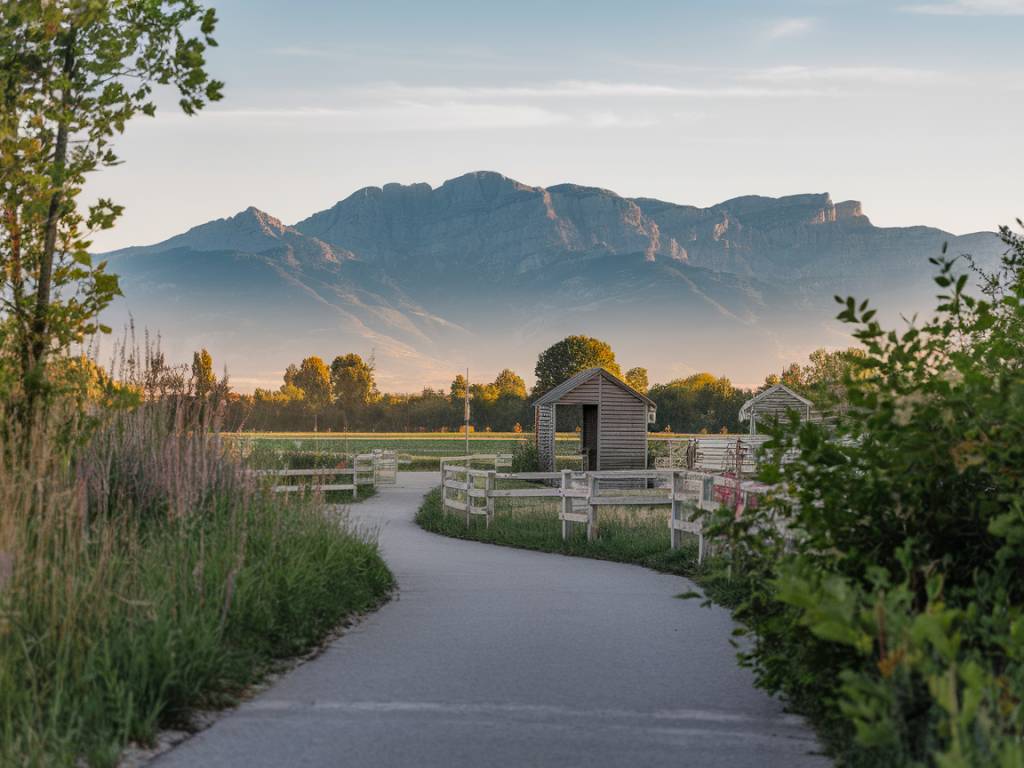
[582,404,598,470]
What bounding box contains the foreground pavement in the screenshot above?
[154,472,827,767]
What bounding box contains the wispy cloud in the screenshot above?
[764,17,815,39]
[154,65,959,137]
[166,58,968,139]
[203,102,569,131]
[270,46,346,59]
[745,65,951,85]
[901,0,1024,14]
[585,111,660,128]
[269,43,554,74]
[351,80,817,101]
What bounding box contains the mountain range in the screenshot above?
[100,171,1005,392]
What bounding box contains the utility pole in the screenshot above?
[464,367,470,456]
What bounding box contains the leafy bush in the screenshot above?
[705,225,1024,766]
[511,439,539,472]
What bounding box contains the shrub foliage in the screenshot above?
[708,226,1024,766]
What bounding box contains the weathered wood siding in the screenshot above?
[596,376,648,470]
[555,377,602,405]
[535,403,556,472]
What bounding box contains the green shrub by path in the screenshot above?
[0,397,393,767]
[510,439,539,472]
[699,228,1024,767]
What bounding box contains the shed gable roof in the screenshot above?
[532,367,655,408]
[738,383,815,422]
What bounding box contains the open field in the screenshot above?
[227,431,715,470]
[229,433,579,470]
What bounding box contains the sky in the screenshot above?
[87,0,1023,253]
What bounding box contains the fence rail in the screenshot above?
[439,460,777,564]
[250,451,397,499]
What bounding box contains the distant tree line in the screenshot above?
[221,353,535,433]
[214,334,860,433]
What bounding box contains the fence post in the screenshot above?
[440,461,448,514]
[670,470,681,550]
[352,467,358,502]
[560,469,571,541]
[587,473,598,542]
[696,473,708,566]
[485,470,495,527]
[465,467,471,527]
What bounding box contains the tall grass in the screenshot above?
[0,381,392,765]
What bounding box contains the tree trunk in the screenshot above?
[24,28,75,420]
[3,206,28,377]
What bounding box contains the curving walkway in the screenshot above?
[154,472,826,767]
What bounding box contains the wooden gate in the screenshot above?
[373,449,398,485]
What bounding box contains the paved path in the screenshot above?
[155,472,826,767]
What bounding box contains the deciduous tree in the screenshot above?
[291,356,331,429]
[625,366,648,394]
[449,374,467,402]
[492,368,526,398]
[763,348,865,408]
[533,335,621,395]
[0,0,223,419]
[647,373,748,433]
[191,348,215,398]
[330,353,378,426]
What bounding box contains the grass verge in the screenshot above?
[414,487,743,606]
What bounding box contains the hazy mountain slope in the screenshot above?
[109,207,357,269]
[99,171,1006,391]
[101,210,469,391]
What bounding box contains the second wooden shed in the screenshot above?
[738,383,820,435]
[533,367,656,472]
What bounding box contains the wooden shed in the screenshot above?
[738,383,819,435]
[533,368,656,472]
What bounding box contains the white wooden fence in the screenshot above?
[653,435,771,474]
[439,461,776,564]
[439,453,513,470]
[251,451,397,499]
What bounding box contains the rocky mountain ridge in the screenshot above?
[290,172,881,279]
